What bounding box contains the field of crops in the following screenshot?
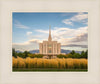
[12,57,88,70]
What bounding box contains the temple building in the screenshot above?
[39,26,61,59]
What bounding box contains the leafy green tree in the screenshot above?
[57,54,66,58]
[17,52,25,58]
[34,54,43,58]
[28,54,35,58]
[23,51,30,58]
[81,51,85,58]
[12,48,17,58]
[73,53,81,58]
[70,50,75,55]
[84,50,88,59]
[28,54,43,58]
[81,50,88,59]
[67,53,73,58]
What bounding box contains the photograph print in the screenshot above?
[12,12,88,71]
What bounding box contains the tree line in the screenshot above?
[12,48,88,59]
[57,50,88,59]
[12,48,43,58]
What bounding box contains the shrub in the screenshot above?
[12,57,18,68]
[43,59,49,68]
[37,59,43,68]
[34,54,43,58]
[65,58,74,69]
[17,57,26,68]
[80,59,88,69]
[12,57,88,69]
[28,54,35,58]
[28,54,43,58]
[57,54,66,58]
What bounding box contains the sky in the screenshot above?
[12,12,88,51]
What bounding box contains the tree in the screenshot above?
[12,48,17,58]
[67,53,73,58]
[17,52,25,58]
[73,53,81,58]
[70,50,75,55]
[84,50,88,59]
[57,54,66,58]
[28,54,35,58]
[81,50,88,59]
[23,51,30,58]
[34,54,43,58]
[81,51,85,58]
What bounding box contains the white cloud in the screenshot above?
[62,19,73,25]
[61,46,87,51]
[62,12,88,25]
[27,32,32,35]
[35,29,48,34]
[35,26,88,46]
[12,39,41,51]
[14,20,29,29]
[13,26,88,51]
[70,12,88,21]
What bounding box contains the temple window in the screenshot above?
[48,45,51,48]
[49,50,51,53]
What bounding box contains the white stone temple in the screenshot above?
[39,26,61,59]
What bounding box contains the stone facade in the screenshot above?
[39,26,61,59]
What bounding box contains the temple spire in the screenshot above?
[48,25,52,41]
[49,25,51,36]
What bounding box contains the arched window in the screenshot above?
[48,44,51,48]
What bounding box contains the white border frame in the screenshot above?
[0,0,100,84]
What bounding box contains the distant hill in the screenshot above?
[29,50,39,53]
[61,49,71,54]
[16,50,23,53]
[16,49,82,54]
[61,49,81,54]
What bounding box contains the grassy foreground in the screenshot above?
[13,57,88,71]
[13,68,87,72]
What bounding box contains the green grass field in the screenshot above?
[13,68,88,72]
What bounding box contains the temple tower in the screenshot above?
[39,26,61,59]
[48,25,52,41]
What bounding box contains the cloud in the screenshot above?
[14,20,29,29]
[71,33,88,42]
[62,12,88,25]
[13,39,40,46]
[35,26,88,46]
[35,29,48,34]
[13,26,88,51]
[27,32,32,35]
[35,27,87,39]
[70,12,88,21]
[53,27,87,43]
[62,19,73,25]
[12,39,40,51]
[58,32,88,46]
[61,44,88,48]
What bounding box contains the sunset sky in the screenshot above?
[12,12,88,51]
